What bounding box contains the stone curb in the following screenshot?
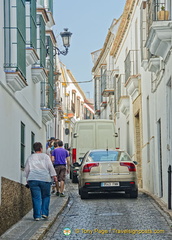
[139,188,172,220]
[0,195,70,240]
[29,196,70,240]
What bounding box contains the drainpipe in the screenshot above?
[168,165,172,209]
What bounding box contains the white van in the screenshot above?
[70,119,118,182]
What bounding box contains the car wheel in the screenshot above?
[69,170,72,179]
[80,190,89,199]
[72,174,78,183]
[130,189,138,198]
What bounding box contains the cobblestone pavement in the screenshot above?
[43,181,172,240]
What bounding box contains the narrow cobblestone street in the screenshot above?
[43,181,172,240]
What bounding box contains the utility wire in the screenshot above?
[60,79,94,84]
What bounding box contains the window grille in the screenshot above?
[101,67,106,102]
[4,0,26,79]
[31,131,35,154]
[124,50,139,83]
[21,122,25,168]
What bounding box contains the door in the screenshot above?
[157,119,163,198]
[96,121,116,149]
[76,122,96,161]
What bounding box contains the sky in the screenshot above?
[53,0,126,99]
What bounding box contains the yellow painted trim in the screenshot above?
[110,0,136,57]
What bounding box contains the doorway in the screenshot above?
[135,112,142,187]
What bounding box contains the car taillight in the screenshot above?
[120,162,136,172]
[72,148,76,163]
[83,163,99,172]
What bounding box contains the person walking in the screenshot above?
[25,142,57,221]
[51,140,70,197]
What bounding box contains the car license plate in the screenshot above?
[101,182,119,187]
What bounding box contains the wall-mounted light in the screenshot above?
[54,28,72,56]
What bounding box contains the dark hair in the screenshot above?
[54,141,58,148]
[33,142,42,152]
[57,140,63,147]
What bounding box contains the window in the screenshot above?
[117,75,122,103]
[72,91,76,104]
[94,76,100,111]
[21,122,25,168]
[31,132,35,154]
[147,96,150,162]
[76,97,80,117]
[71,90,76,113]
[89,151,119,162]
[101,66,106,102]
[4,0,26,78]
[119,152,132,162]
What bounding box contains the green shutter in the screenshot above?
[39,0,44,7]
[40,15,46,68]
[49,0,53,14]
[17,0,26,78]
[47,36,54,109]
[30,0,37,49]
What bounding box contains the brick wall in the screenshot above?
[0,177,32,236]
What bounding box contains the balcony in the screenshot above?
[100,101,107,108]
[125,50,139,83]
[125,75,140,102]
[46,12,55,28]
[41,108,54,123]
[5,70,28,92]
[124,50,140,101]
[31,67,47,84]
[119,96,130,117]
[117,74,126,104]
[101,70,114,97]
[146,0,172,60]
[95,109,100,115]
[26,48,39,67]
[54,99,62,107]
[102,82,114,97]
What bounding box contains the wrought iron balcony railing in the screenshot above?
[148,0,172,28]
[124,50,139,83]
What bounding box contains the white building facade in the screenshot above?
[56,62,94,148]
[91,0,172,206]
[0,0,64,234]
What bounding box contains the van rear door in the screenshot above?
[96,121,116,149]
[76,122,96,161]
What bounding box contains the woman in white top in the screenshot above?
[25,142,57,221]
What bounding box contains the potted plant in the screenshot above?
[157,5,169,20]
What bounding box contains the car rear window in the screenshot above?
[89,151,119,162]
[119,152,132,161]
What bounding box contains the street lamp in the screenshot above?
[54,28,72,56]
